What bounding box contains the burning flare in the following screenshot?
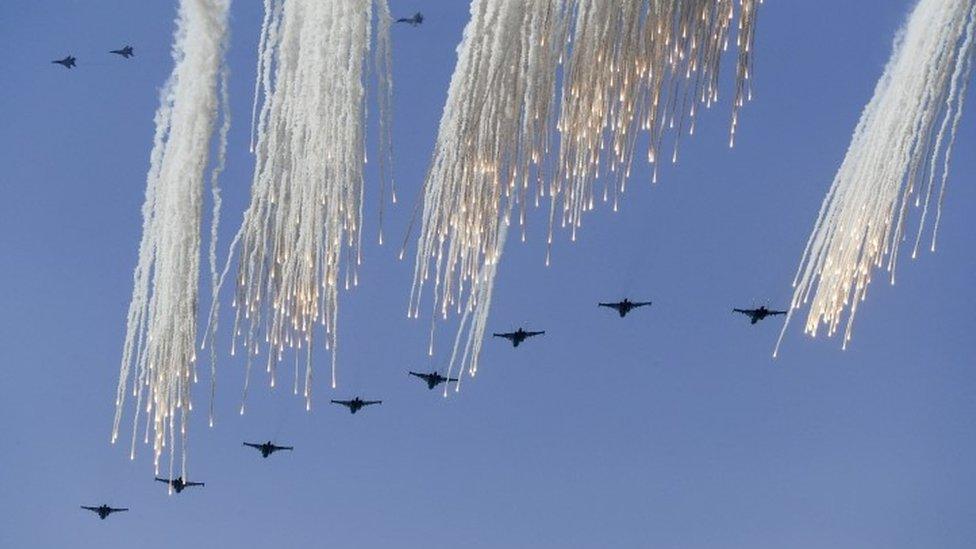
[113,0,231,478]
[408,0,761,386]
[776,0,976,355]
[206,0,393,412]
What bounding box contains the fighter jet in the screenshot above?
[733,306,787,324]
[80,505,128,520]
[154,476,204,494]
[493,327,545,347]
[243,441,293,458]
[599,298,652,318]
[396,12,424,26]
[52,55,76,69]
[409,370,459,390]
[110,45,134,58]
[331,397,382,414]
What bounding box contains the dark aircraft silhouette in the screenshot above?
[331,397,382,414]
[155,476,204,494]
[110,45,134,58]
[409,370,458,390]
[396,12,424,26]
[52,55,76,68]
[599,298,652,318]
[243,441,293,458]
[493,327,544,347]
[81,505,127,520]
[733,306,787,324]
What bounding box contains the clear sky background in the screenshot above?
[1,1,974,548]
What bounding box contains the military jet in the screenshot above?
[396,12,424,26]
[154,476,204,494]
[733,306,787,324]
[409,370,459,390]
[599,298,652,318]
[52,55,76,69]
[110,45,134,58]
[81,505,128,520]
[493,327,544,347]
[331,397,382,414]
[243,441,293,458]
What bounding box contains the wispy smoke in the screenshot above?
[776,0,976,355]
[113,0,231,479]
[206,0,393,413]
[408,0,761,386]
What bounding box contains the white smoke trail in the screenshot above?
[776,0,976,355]
[112,0,231,479]
[551,0,759,253]
[215,0,392,412]
[407,0,571,383]
[409,0,760,382]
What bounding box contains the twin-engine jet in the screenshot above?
[155,476,204,494]
[110,45,134,58]
[81,505,127,520]
[598,298,652,318]
[493,328,545,347]
[243,441,293,458]
[52,55,76,68]
[396,12,424,26]
[409,370,459,390]
[331,397,382,414]
[733,306,787,324]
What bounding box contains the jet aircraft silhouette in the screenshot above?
[409,370,458,390]
[493,328,544,347]
[154,476,204,494]
[331,397,382,414]
[81,505,127,520]
[110,45,134,58]
[396,12,424,26]
[243,441,293,458]
[52,55,76,68]
[733,306,787,324]
[598,298,652,318]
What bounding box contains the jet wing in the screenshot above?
[243,442,261,449]
[598,302,622,309]
[732,308,752,314]
[408,371,428,379]
[184,481,205,487]
[110,508,129,513]
[768,310,787,315]
[273,445,293,451]
[81,506,98,512]
[154,477,170,484]
[493,332,516,339]
[331,399,353,407]
[633,301,652,307]
[525,331,545,337]
[362,400,382,406]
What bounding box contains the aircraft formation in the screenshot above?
[64,9,789,523]
[55,12,417,71]
[52,45,133,69]
[82,293,786,519]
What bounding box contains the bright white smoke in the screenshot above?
[409,0,761,386]
[209,0,392,412]
[776,0,976,355]
[112,0,231,479]
[407,0,570,387]
[552,0,758,251]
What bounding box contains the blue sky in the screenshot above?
[1,1,974,547]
